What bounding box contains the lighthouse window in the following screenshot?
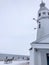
[43,12,46,15]
[39,13,41,17]
[39,22,41,28]
[48,12,49,15]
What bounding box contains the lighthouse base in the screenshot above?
[30,43,49,65]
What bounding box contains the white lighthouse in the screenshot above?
[30,1,49,65]
[37,1,49,42]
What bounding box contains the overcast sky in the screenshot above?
[0,0,49,55]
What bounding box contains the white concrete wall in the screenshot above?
[34,49,41,65]
[30,48,49,65]
[30,49,35,65]
[41,51,47,65]
[39,37,49,43]
[37,18,49,41]
[38,49,49,65]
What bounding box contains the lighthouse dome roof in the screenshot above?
[39,2,49,12]
[38,2,49,20]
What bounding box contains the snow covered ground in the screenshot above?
[0,61,29,65]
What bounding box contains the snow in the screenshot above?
[0,61,29,65]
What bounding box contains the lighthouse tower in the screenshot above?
[37,1,49,43]
[30,1,49,65]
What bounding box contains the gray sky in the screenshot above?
[0,0,49,55]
